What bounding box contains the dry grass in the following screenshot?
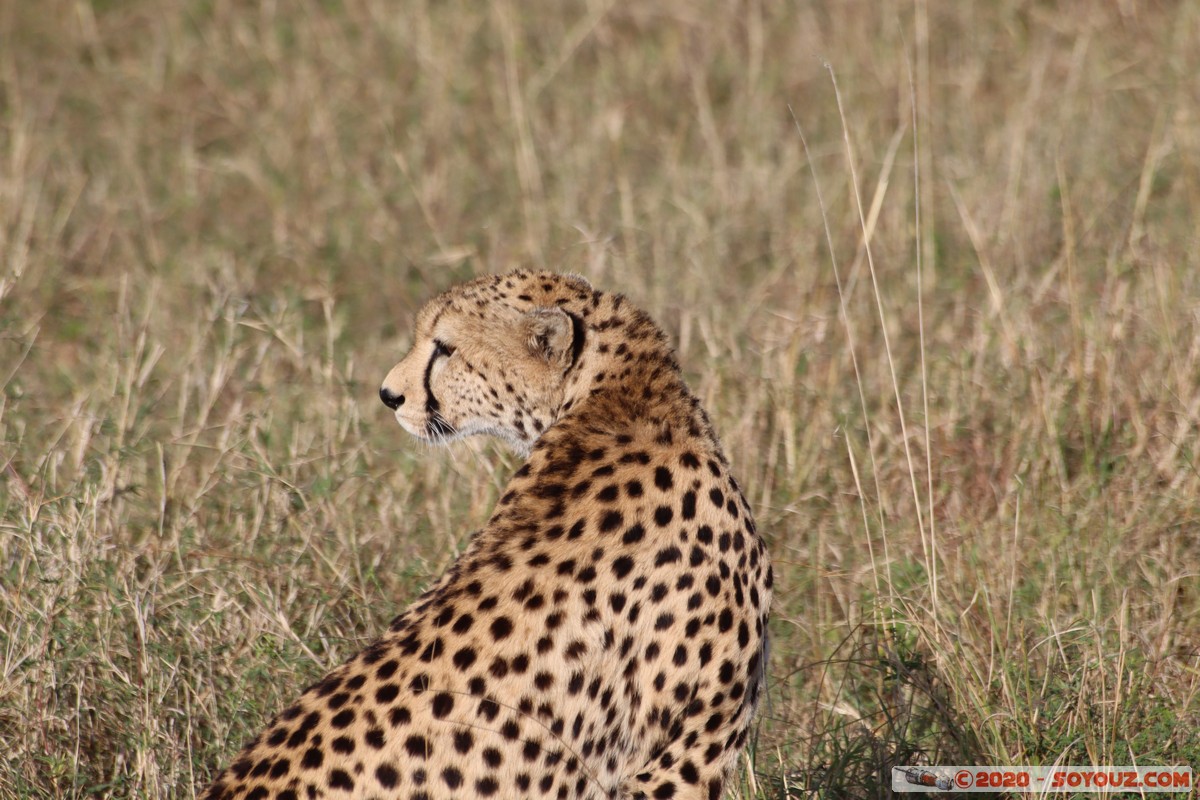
[2,1,1199,797]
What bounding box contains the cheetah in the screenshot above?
[202,271,772,800]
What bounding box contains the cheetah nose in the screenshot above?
[380,386,405,410]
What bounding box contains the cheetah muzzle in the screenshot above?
[202,271,773,800]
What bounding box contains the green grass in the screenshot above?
[2,1,1199,797]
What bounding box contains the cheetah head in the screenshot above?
[379,273,589,454]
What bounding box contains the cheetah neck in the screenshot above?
[550,301,721,456]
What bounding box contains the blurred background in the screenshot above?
[1,1,1198,796]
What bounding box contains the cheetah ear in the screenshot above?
[521,307,580,370]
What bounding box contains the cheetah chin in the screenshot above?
[203,271,773,800]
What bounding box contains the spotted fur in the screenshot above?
[202,272,772,800]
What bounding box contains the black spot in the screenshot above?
[301,747,323,769]
[654,467,674,490]
[375,683,399,703]
[654,506,674,527]
[329,769,354,790]
[600,510,623,533]
[655,546,682,566]
[477,778,500,796]
[453,646,478,670]
[681,491,697,519]
[478,697,501,721]
[312,675,342,697]
[375,764,399,789]
[612,556,634,579]
[490,616,514,640]
[623,524,645,545]
[432,692,455,718]
[330,709,354,728]
[361,640,390,664]
[405,734,430,758]
[534,482,566,500]
[512,579,534,602]
[389,706,411,727]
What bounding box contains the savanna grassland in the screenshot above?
[1,1,1199,797]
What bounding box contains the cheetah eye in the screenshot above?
[433,340,456,358]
